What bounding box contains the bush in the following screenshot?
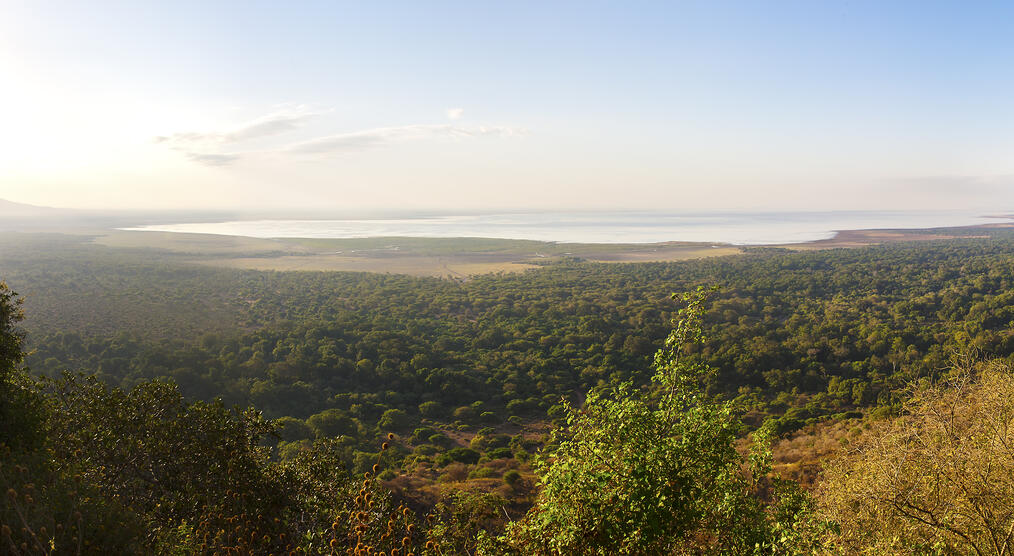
[411,426,438,443]
[413,444,438,455]
[378,408,410,431]
[307,408,359,438]
[485,447,513,460]
[419,401,444,417]
[453,406,477,420]
[274,416,313,442]
[470,432,510,452]
[445,447,480,465]
[497,287,806,554]
[479,411,499,424]
[468,466,499,480]
[503,470,522,486]
[428,433,455,448]
[39,374,293,553]
[818,361,1014,554]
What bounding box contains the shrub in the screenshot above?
[428,433,454,448]
[445,447,480,465]
[468,466,499,480]
[307,408,359,438]
[378,408,411,431]
[411,426,438,443]
[818,361,1014,554]
[418,400,443,417]
[274,415,313,442]
[485,447,514,460]
[503,470,522,486]
[453,406,477,420]
[496,287,806,554]
[479,411,499,424]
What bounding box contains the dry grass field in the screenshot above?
[78,222,1006,278]
[204,254,541,278]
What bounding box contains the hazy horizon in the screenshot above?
[3,2,1014,213]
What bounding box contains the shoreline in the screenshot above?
[70,218,1012,277]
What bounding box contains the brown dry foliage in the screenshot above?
[818,360,1014,555]
[771,419,855,489]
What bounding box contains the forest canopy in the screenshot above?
[4,231,1014,553]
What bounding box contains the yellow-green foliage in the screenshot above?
[818,360,1014,555]
[493,287,810,555]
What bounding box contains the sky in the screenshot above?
[1,0,1013,213]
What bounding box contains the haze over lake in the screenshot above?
[121,210,1005,245]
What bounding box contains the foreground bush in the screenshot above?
[494,287,811,554]
[818,359,1014,555]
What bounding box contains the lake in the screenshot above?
[120,210,1006,245]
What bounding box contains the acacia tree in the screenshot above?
[0,280,44,451]
[818,360,1014,555]
[0,281,22,373]
[494,286,806,555]
[0,280,25,441]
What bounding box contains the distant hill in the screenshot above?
[0,199,244,232]
[0,198,92,231]
[0,198,63,217]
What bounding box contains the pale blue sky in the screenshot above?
[1,1,1012,211]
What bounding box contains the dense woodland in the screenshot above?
[4,230,1014,553]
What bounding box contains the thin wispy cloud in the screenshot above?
[158,107,525,166]
[285,124,524,156]
[185,152,241,166]
[155,107,321,147]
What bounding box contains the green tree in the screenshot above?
[495,287,796,554]
[0,280,44,450]
[419,400,444,418]
[307,408,359,438]
[42,374,291,552]
[378,408,410,432]
[0,280,23,375]
[274,415,313,442]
